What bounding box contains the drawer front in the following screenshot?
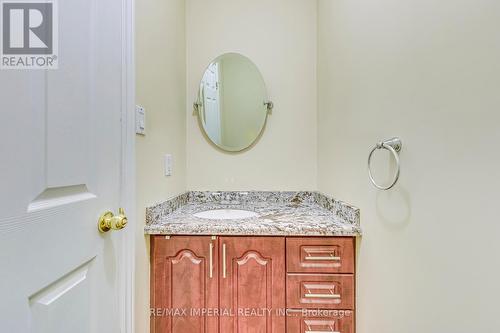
[287,274,354,310]
[287,310,354,333]
[286,237,354,274]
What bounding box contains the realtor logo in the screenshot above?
[1,0,58,69]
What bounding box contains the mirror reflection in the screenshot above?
[196,53,270,152]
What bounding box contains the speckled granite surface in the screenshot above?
[145,191,361,236]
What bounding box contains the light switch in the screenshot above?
[135,105,145,135]
[164,154,173,176]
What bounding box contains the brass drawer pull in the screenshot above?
[222,243,227,278]
[304,293,341,299]
[305,256,341,261]
[209,242,214,278]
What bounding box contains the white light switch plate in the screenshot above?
[164,154,173,176]
[135,105,145,135]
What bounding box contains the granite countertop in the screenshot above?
[145,191,361,236]
[144,191,361,236]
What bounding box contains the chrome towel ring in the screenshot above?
[368,137,402,190]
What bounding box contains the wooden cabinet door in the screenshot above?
[219,237,286,333]
[151,236,218,333]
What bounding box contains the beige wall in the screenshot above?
[317,0,500,332]
[135,0,186,332]
[186,0,317,191]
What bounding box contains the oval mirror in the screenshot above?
[194,53,271,152]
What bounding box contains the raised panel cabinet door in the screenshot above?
[151,236,218,333]
[219,237,286,333]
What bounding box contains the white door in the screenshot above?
[0,0,133,332]
[202,62,222,144]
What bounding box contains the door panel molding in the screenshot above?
[29,260,94,333]
[28,184,96,212]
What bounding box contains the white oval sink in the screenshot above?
[193,209,259,220]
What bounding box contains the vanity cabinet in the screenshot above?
[151,236,355,333]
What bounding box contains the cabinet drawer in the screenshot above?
[286,237,354,274]
[287,274,354,310]
[287,310,354,333]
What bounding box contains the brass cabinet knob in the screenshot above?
[98,208,128,233]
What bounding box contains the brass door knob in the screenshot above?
[98,208,128,233]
